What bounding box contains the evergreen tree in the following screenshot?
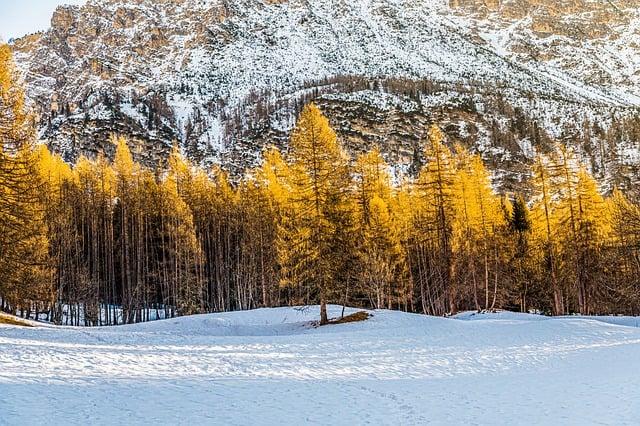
[507,194,534,312]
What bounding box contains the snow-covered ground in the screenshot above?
[2,306,640,425]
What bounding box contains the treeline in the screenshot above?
[3,46,640,325]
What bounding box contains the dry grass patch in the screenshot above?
[0,312,34,327]
[329,311,371,325]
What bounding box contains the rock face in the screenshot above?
[10,0,640,192]
[453,0,640,90]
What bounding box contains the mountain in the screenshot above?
[10,0,640,192]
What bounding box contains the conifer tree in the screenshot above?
[507,194,533,312]
[354,148,405,309]
[254,147,294,306]
[412,125,457,315]
[279,104,353,324]
[564,167,610,314]
[452,147,505,311]
[4,57,640,322]
[160,170,204,316]
[0,44,51,316]
[610,190,640,313]
[531,153,564,315]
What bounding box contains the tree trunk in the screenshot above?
[320,293,328,325]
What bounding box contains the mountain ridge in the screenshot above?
[10,0,640,192]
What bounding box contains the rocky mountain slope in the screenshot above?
[10,0,640,192]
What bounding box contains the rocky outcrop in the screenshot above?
[451,0,640,88]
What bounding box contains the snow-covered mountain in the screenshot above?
[10,0,640,191]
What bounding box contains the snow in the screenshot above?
[2,306,640,424]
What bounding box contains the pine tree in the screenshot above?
[507,194,533,312]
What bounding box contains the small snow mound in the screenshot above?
[453,311,640,329]
[559,315,640,329]
[102,305,369,337]
[453,311,549,322]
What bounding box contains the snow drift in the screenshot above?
[2,306,640,424]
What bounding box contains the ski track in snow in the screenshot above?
[2,307,640,425]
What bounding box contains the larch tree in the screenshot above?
[610,190,640,313]
[4,83,640,323]
[452,147,505,311]
[354,148,405,310]
[160,169,205,316]
[531,152,564,315]
[0,44,50,315]
[565,167,610,314]
[253,147,295,307]
[279,103,353,324]
[412,125,458,315]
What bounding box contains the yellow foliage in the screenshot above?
[452,148,504,251]
[0,44,34,147]
[257,146,291,206]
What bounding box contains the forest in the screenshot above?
[3,45,640,326]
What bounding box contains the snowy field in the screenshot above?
[2,306,640,425]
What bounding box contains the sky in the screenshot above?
[0,0,87,42]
